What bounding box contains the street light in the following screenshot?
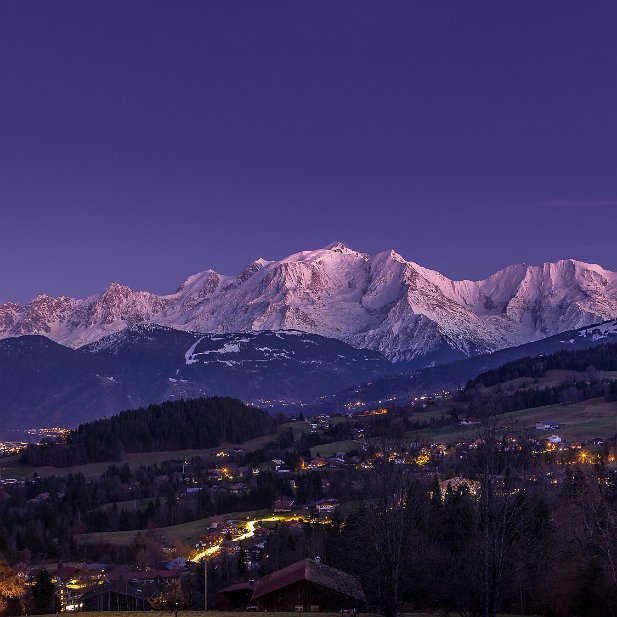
[202,557,208,611]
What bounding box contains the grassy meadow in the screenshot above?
[412,396,617,443]
[74,508,273,547]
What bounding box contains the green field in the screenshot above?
[0,448,224,480]
[0,423,295,481]
[485,369,617,393]
[309,439,362,458]
[412,397,617,443]
[75,508,273,547]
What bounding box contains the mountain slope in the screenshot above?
[2,244,616,363]
[328,319,617,406]
[0,336,122,429]
[0,326,393,428]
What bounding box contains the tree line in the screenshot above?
[466,342,617,389]
[22,397,277,466]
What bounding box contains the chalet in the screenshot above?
[165,557,187,570]
[206,468,224,481]
[208,520,222,532]
[307,456,327,469]
[53,565,91,611]
[181,487,202,496]
[80,581,156,611]
[536,421,560,431]
[222,520,241,534]
[219,539,241,556]
[105,567,182,585]
[229,483,248,494]
[314,498,340,514]
[250,558,364,611]
[53,565,82,583]
[273,498,295,513]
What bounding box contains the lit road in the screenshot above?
[191,543,222,562]
[190,515,305,562]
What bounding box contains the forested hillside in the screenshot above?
[22,397,276,466]
[459,343,617,418]
[467,343,617,388]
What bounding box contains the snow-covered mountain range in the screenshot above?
[2,243,617,364]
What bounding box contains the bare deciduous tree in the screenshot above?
[469,422,542,617]
[355,449,426,617]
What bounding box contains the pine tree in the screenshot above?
[31,569,55,615]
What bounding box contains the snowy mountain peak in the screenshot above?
[2,245,617,364]
[238,258,270,283]
[388,249,407,263]
[324,241,354,252]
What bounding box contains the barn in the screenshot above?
[251,558,364,611]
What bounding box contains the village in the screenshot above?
[2,396,615,613]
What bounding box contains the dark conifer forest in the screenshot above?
[22,397,276,466]
[467,343,617,388]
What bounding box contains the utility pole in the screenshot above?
[203,558,208,611]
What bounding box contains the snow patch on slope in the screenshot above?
[184,336,206,365]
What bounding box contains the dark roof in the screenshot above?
[273,499,295,511]
[106,567,181,582]
[55,566,81,580]
[252,559,363,601]
[80,580,157,602]
[219,581,255,594]
[314,498,340,506]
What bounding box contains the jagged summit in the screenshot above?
[324,241,354,252]
[1,245,616,363]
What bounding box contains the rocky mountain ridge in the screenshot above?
[2,243,616,364]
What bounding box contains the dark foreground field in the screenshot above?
[36,613,535,617]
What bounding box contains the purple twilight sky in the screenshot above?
[1,0,616,303]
